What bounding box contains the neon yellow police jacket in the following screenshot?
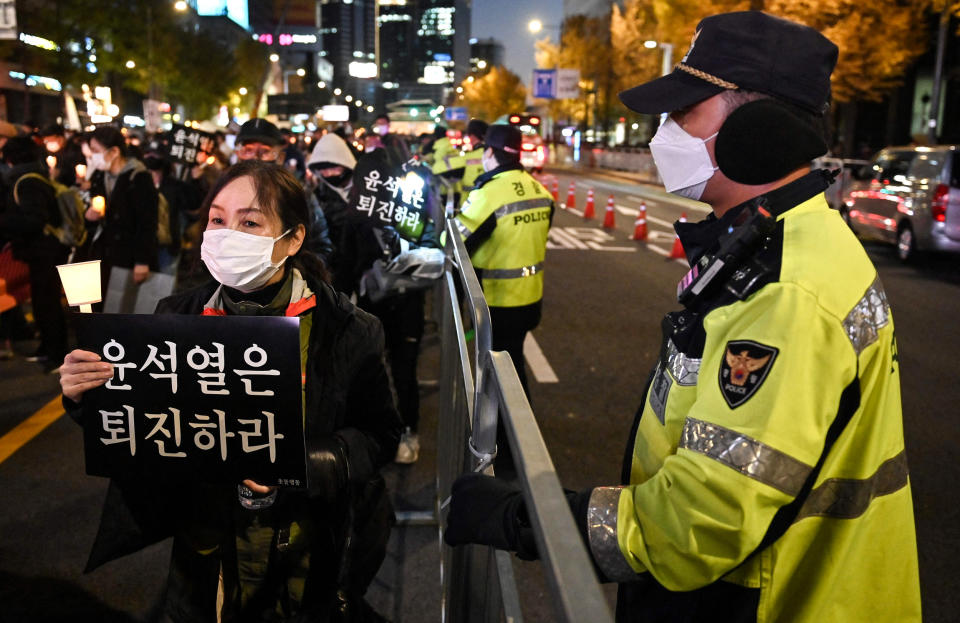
[582,173,921,622]
[447,165,553,308]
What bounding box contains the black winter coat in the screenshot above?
[69,275,402,617]
[88,163,159,270]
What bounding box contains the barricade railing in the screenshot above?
[430,218,615,623]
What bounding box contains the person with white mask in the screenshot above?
[443,124,554,476]
[444,12,921,623]
[83,125,159,289]
[59,160,401,622]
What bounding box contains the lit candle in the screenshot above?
[56,260,102,313]
[46,155,57,169]
[91,195,106,216]
[75,163,87,179]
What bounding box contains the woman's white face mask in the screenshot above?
[649,117,719,201]
[201,228,291,292]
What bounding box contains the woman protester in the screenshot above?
[82,125,159,289]
[59,161,402,622]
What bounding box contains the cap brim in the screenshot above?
[237,135,283,147]
[619,69,726,114]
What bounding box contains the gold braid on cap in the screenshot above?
[675,63,739,90]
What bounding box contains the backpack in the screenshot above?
[13,172,88,248]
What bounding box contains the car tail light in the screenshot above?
[510,115,521,124]
[932,183,949,222]
[530,117,540,125]
[522,142,535,151]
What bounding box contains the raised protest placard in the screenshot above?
[168,124,216,165]
[74,314,307,488]
[351,155,431,242]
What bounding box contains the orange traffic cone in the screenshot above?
[583,188,595,219]
[565,181,577,210]
[669,212,687,259]
[632,201,648,241]
[551,178,559,202]
[602,194,616,228]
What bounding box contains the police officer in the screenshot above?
[458,119,488,203]
[450,124,553,396]
[445,12,921,622]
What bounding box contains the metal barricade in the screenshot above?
[432,219,615,623]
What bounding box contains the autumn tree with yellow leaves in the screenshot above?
[458,66,528,122]
[534,13,619,136]
[611,0,933,104]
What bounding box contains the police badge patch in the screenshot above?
[719,340,778,408]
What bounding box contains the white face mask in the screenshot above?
[481,150,498,172]
[649,117,719,201]
[201,228,292,293]
[88,152,108,172]
[374,124,389,136]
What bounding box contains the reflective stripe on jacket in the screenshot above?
[586,193,921,622]
[459,147,486,205]
[453,168,552,307]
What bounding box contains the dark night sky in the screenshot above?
[471,0,563,88]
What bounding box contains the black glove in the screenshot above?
[375,225,404,260]
[444,473,538,559]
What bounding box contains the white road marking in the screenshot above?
[524,333,558,383]
[548,228,590,249]
[616,205,638,217]
[586,243,637,252]
[646,214,677,228]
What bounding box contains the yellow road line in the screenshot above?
[0,396,65,464]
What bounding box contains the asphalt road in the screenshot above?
[1,165,957,621]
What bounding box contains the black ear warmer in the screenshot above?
[715,99,828,186]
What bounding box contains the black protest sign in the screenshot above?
[74,314,307,488]
[168,124,216,165]
[351,153,430,242]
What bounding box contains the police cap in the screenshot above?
[619,11,838,115]
[466,119,488,141]
[484,124,521,154]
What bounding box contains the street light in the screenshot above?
[477,60,487,69]
[238,86,247,95]
[125,60,136,69]
[528,19,543,34]
[317,81,326,89]
[296,68,305,77]
[333,87,342,96]
[174,0,188,10]
[345,95,353,102]
[644,40,674,125]
[269,53,280,63]
[643,40,674,78]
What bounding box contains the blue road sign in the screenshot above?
[533,69,556,99]
[445,106,468,122]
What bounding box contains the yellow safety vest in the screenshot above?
[586,194,921,622]
[431,138,466,177]
[460,148,484,194]
[452,168,552,308]
[459,147,486,207]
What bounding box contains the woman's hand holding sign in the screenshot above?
[60,349,114,403]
